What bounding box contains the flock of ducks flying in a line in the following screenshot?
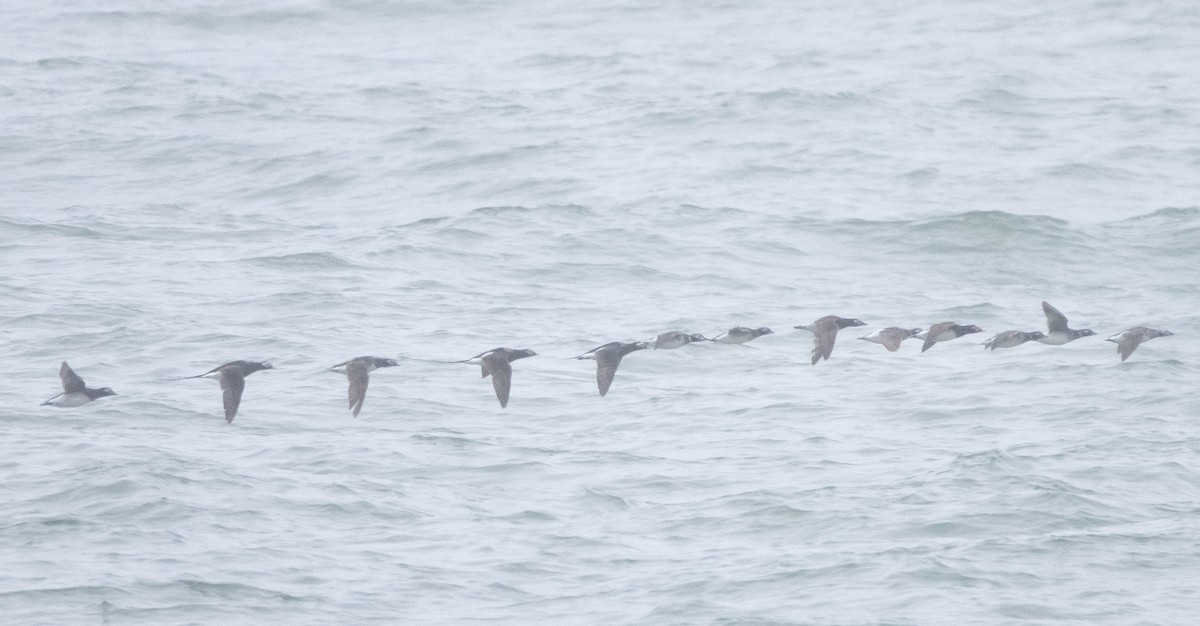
[40,301,1174,422]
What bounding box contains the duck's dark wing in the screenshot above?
[595,349,623,397]
[812,318,838,364]
[922,322,953,352]
[219,368,246,423]
[879,328,905,352]
[346,360,370,417]
[1042,301,1070,333]
[483,353,514,408]
[59,361,86,394]
[1117,332,1144,362]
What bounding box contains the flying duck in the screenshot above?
[41,361,116,407]
[652,331,708,350]
[1106,327,1173,362]
[1038,301,1097,345]
[574,341,649,396]
[982,330,1046,350]
[710,327,774,345]
[795,316,866,365]
[330,356,399,417]
[920,322,983,352]
[184,360,273,423]
[858,327,923,352]
[460,347,537,408]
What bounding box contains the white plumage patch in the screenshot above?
[45,392,90,408]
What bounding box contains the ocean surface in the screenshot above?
[3,1,1199,623]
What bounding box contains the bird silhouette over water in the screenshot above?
[331,356,399,417]
[574,341,648,396]
[183,360,273,423]
[982,330,1045,350]
[459,347,537,408]
[920,322,983,352]
[41,361,116,407]
[651,331,708,350]
[710,327,773,345]
[1106,327,1173,362]
[1038,301,1097,345]
[858,327,923,352]
[795,316,866,364]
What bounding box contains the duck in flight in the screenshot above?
[459,348,537,408]
[574,341,648,396]
[982,330,1046,350]
[651,331,708,350]
[331,357,399,417]
[183,360,273,423]
[710,327,773,345]
[1038,301,1096,345]
[920,322,983,352]
[858,327,923,352]
[41,361,116,407]
[1106,327,1173,362]
[795,315,866,364]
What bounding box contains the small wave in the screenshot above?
[238,252,357,270]
[1111,205,1200,224]
[242,172,353,200]
[742,88,875,108]
[170,8,326,30]
[411,143,558,174]
[498,509,557,522]
[580,488,629,511]
[0,585,127,600]
[35,57,89,69]
[514,52,625,69]
[171,578,307,601]
[1102,206,1200,252]
[1043,162,1138,181]
[0,218,103,239]
[957,88,1037,110]
[908,210,1068,231]
[457,203,594,228]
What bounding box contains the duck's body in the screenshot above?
[858,327,923,352]
[921,322,984,352]
[186,360,273,423]
[575,341,648,396]
[795,315,866,365]
[1037,301,1097,345]
[711,327,773,345]
[461,347,537,408]
[1106,327,1173,362]
[652,331,708,350]
[41,362,116,407]
[983,330,1045,350]
[331,356,399,417]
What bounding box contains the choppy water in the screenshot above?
[3,1,1200,624]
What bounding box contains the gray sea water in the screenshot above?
[3,1,1200,624]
